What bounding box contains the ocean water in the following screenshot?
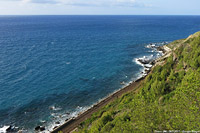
[0,15,200,132]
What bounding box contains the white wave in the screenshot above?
[46,105,90,132]
[51,113,58,117]
[134,58,144,66]
[49,105,62,111]
[144,64,152,68]
[134,54,154,66]
[0,126,10,133]
[146,41,170,50]
[66,62,71,65]
[134,41,170,80]
[0,125,19,133]
[148,50,155,53]
[146,43,156,48]
[40,120,46,124]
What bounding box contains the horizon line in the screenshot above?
[0,14,200,16]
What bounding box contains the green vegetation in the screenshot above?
[76,32,200,132]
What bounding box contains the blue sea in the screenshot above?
[0,15,200,132]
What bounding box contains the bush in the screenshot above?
[76,32,200,132]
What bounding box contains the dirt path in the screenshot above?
[51,79,143,133]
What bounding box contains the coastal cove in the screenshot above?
[0,16,200,132]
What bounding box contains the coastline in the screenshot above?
[51,45,170,133]
[52,77,143,133]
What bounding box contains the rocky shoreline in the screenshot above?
[136,44,168,77]
[0,44,169,133]
[51,44,170,133]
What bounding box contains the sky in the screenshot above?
[0,0,199,15]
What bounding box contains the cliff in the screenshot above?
[76,32,200,132]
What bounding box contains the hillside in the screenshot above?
[75,32,200,132]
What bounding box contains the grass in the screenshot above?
[75,32,200,133]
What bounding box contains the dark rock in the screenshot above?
[156,46,165,53]
[55,121,60,124]
[35,126,45,131]
[35,126,40,131]
[53,126,58,130]
[138,59,150,64]
[49,106,55,110]
[6,125,13,132]
[145,70,150,74]
[11,126,19,132]
[40,126,45,131]
[150,61,155,65]
[66,112,70,115]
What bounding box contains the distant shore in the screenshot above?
[51,45,170,133]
